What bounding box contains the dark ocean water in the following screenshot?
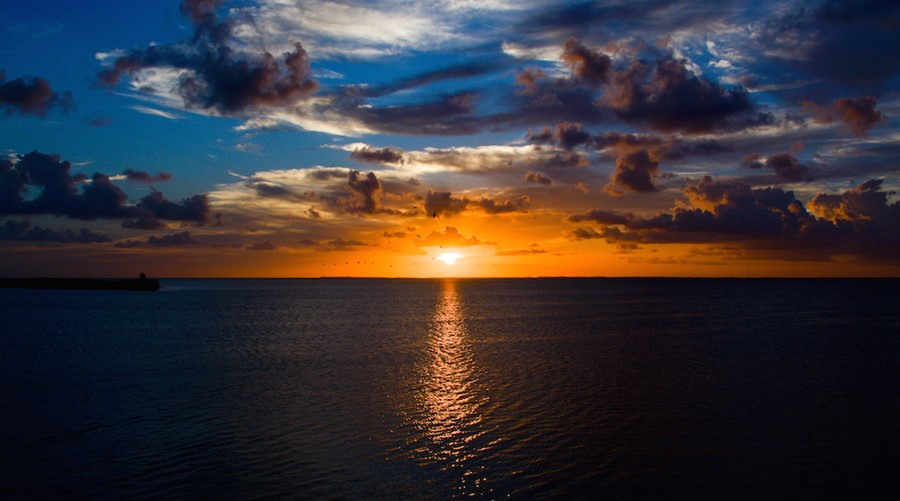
[1,278,898,500]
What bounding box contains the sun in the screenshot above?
[437,252,463,265]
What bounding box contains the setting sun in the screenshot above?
[437,253,463,265]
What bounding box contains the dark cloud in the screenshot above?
[605,149,661,195]
[347,61,502,99]
[0,71,73,117]
[129,190,210,227]
[531,123,730,161]
[803,96,888,136]
[350,146,405,165]
[518,0,730,41]
[568,209,633,225]
[336,90,480,135]
[424,191,469,217]
[515,68,547,96]
[326,238,369,250]
[180,0,222,24]
[530,121,592,150]
[807,179,900,247]
[601,55,758,133]
[561,38,612,86]
[478,195,530,214]
[246,241,276,251]
[0,151,209,226]
[120,218,165,230]
[383,231,407,238]
[0,219,110,243]
[98,1,317,115]
[569,227,604,240]
[760,3,900,84]
[423,190,529,216]
[147,231,197,247]
[571,176,900,261]
[346,171,382,214]
[742,153,813,182]
[121,168,172,183]
[525,172,553,186]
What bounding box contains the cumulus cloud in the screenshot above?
[345,170,382,213]
[0,151,209,226]
[561,37,612,86]
[0,219,110,243]
[423,190,530,217]
[569,176,900,261]
[599,55,759,134]
[803,96,888,136]
[742,153,813,182]
[98,0,317,115]
[416,226,484,247]
[525,172,553,185]
[0,71,73,117]
[605,149,662,195]
[424,190,469,217]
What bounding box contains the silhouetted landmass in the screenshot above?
[0,275,160,291]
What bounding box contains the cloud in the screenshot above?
[0,71,73,117]
[119,169,173,183]
[0,219,110,243]
[803,96,888,136]
[605,149,662,195]
[147,231,198,246]
[130,106,183,120]
[477,195,530,214]
[246,241,276,251]
[758,3,900,84]
[568,209,632,225]
[524,172,553,185]
[98,0,317,116]
[495,247,547,256]
[325,238,369,250]
[561,37,612,86]
[332,90,481,136]
[416,226,484,247]
[570,176,900,261]
[423,190,530,217]
[350,145,405,164]
[599,54,759,134]
[424,190,469,217]
[345,170,382,213]
[742,153,813,182]
[348,61,503,99]
[0,151,209,225]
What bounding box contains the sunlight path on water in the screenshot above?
[407,280,494,498]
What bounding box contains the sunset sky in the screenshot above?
[1,0,898,277]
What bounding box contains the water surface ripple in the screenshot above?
[1,278,898,499]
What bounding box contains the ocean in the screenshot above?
[1,278,898,500]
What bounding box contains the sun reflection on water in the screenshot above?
[413,279,491,496]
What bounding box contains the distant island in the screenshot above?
[0,274,160,291]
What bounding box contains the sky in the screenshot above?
[1,0,898,278]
